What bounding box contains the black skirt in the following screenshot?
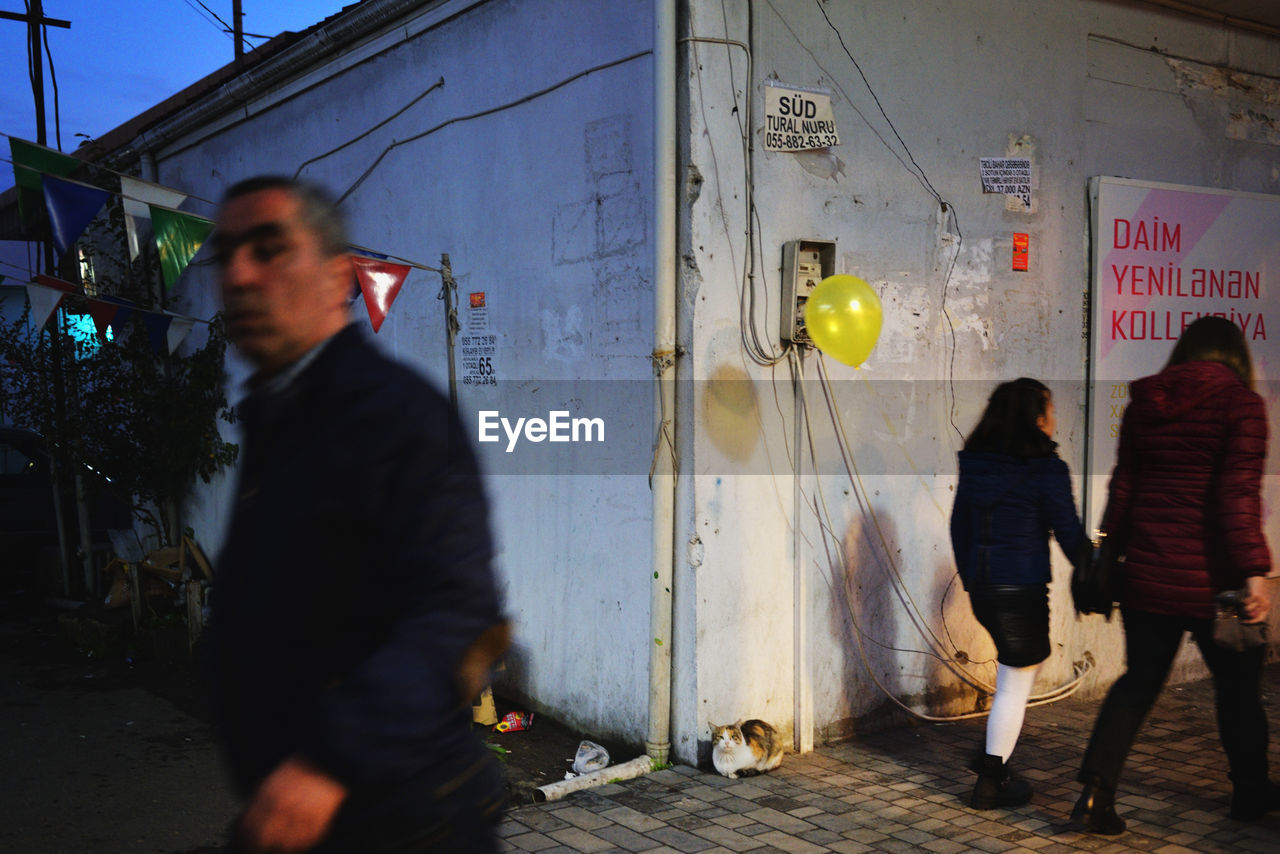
[968,583,1050,667]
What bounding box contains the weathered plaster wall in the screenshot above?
[680,0,1280,759]
[159,0,658,745]
[143,0,1280,762]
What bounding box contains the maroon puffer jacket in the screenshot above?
[1102,360,1271,619]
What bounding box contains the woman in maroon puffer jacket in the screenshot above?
[1071,316,1274,834]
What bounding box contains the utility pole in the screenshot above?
[233,0,244,59]
[0,2,77,594]
[0,1,72,147]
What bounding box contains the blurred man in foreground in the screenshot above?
[209,176,508,853]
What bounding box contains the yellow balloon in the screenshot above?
[804,274,883,367]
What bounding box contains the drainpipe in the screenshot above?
[647,0,677,766]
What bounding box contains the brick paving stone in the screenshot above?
[839,827,891,845]
[645,825,718,852]
[504,831,560,851]
[553,804,616,832]
[743,806,818,834]
[497,664,1280,853]
[600,805,667,833]
[733,822,773,837]
[689,822,768,851]
[514,809,573,833]
[746,830,829,853]
[593,823,665,852]
[825,842,875,854]
[919,839,974,854]
[709,813,756,830]
[546,826,614,852]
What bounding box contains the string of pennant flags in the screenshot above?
[4,134,423,343]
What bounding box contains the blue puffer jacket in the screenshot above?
[950,451,1086,589]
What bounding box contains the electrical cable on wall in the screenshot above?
[336,50,652,204]
[802,0,967,442]
[682,5,1050,716]
[802,351,1092,719]
[293,78,446,179]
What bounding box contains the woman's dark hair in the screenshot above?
[964,377,1056,458]
[1166,315,1254,389]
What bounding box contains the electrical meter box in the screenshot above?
[780,239,836,345]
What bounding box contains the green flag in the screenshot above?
[9,138,80,226]
[150,205,213,289]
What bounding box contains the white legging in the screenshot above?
[986,662,1040,761]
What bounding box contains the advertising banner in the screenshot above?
[1086,177,1279,549]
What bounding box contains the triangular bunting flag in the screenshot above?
[9,137,80,226]
[150,206,214,289]
[25,282,65,331]
[351,256,410,333]
[120,176,188,261]
[35,274,80,293]
[43,175,111,257]
[166,316,195,354]
[143,312,172,356]
[85,298,121,340]
[102,295,135,330]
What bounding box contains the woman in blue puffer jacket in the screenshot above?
[951,377,1086,810]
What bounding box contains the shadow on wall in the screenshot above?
[826,508,909,739]
[821,502,993,743]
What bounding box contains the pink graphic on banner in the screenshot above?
[1098,189,1232,361]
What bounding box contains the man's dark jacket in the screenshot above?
[1103,360,1270,618]
[950,451,1085,589]
[211,324,504,834]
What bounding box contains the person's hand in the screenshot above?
[237,756,348,852]
[1243,575,1271,624]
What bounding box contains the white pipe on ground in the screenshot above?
[534,756,658,803]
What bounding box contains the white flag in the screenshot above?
[121,176,187,261]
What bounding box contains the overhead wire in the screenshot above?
[179,0,236,44]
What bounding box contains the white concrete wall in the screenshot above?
[680,0,1280,759]
[154,0,657,746]
[137,0,1280,763]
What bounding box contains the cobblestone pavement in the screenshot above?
[499,664,1280,853]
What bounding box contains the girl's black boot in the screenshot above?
[1069,782,1125,835]
[970,753,1032,810]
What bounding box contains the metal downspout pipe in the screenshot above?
[647,0,678,766]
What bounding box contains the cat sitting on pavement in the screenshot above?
[710,719,784,779]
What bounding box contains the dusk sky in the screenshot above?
[2,1,352,154]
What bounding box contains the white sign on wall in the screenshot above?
[763,81,840,152]
[1086,177,1279,547]
[460,291,497,387]
[979,157,1032,208]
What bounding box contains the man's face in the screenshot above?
[213,187,351,374]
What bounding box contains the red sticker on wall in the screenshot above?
[1012,233,1029,272]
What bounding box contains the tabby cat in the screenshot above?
[709,719,784,779]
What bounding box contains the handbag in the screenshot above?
[1212,589,1269,652]
[1071,531,1124,620]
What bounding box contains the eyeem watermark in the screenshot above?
[478,410,606,453]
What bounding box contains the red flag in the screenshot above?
[86,298,121,339]
[351,256,410,333]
